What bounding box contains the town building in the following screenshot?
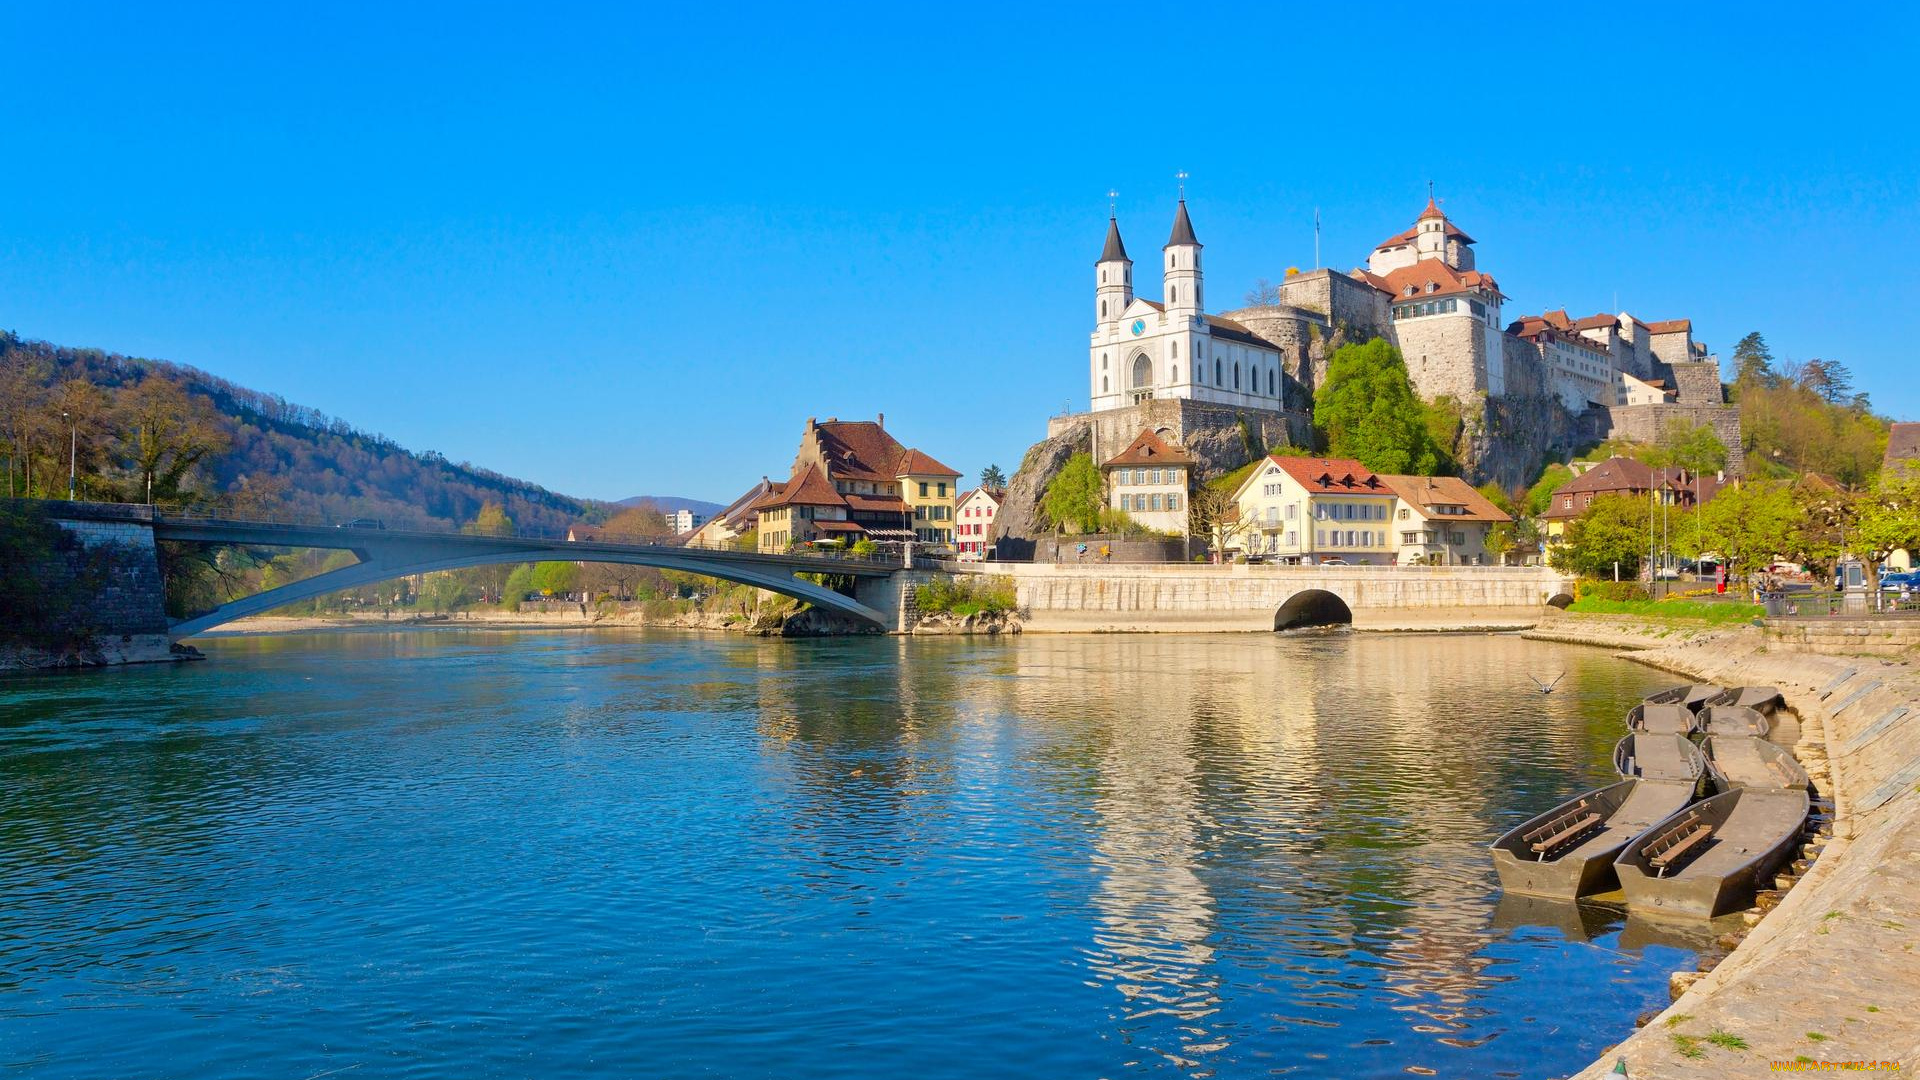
[1102,429,1193,536]
[688,479,777,548]
[751,416,960,552]
[1227,455,1398,565]
[1540,456,1725,542]
[954,486,1004,560]
[666,509,706,534]
[1375,475,1512,565]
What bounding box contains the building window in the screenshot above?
[1149,494,1162,511]
[1102,376,1109,392]
[1286,504,1298,520]
[1268,368,1276,395]
[1171,341,1178,359]
[919,482,929,497]
[1172,364,1179,383]
[938,482,947,497]
[1101,300,1107,318]
[1168,493,1181,511]
[1215,359,1222,384]
[1234,363,1241,389]
[1562,496,1573,509]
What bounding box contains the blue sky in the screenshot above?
[3,3,1916,504]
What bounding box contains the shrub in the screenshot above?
[914,574,1017,618]
[1576,579,1650,602]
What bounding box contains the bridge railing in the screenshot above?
[152,509,900,570]
[933,558,1562,575]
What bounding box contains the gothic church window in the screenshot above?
[1215,359,1222,383]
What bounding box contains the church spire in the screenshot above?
[1165,199,1200,248]
[1099,214,1129,264]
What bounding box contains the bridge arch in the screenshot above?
[1273,589,1353,631]
[167,548,889,638]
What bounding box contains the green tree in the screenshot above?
[1728,331,1777,389]
[1475,482,1517,517]
[465,502,514,536]
[502,564,534,610]
[531,561,580,597]
[1525,463,1576,516]
[1313,338,1441,474]
[1484,522,1516,566]
[1852,473,1920,588]
[1041,452,1103,534]
[1694,480,1800,578]
[1656,419,1730,475]
[1550,493,1652,579]
[421,574,470,614]
[979,464,1007,490]
[1795,358,1856,407]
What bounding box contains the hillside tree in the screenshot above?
[1549,493,1651,579]
[1313,338,1441,475]
[1041,453,1103,534]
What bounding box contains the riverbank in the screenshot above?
[1531,614,1920,1077]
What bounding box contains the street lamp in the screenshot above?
[64,412,75,501]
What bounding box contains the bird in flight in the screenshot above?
[1529,672,1566,695]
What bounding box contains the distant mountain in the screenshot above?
[1,331,603,535]
[617,495,725,517]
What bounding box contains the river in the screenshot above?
[0,629,1707,1079]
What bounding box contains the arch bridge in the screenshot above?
[151,514,900,636]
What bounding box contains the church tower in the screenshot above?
[1095,214,1132,325]
[1163,199,1203,317]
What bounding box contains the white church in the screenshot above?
[1088,200,1288,414]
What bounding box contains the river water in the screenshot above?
[0,630,1707,1079]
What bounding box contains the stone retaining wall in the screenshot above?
[1530,619,1920,1076]
[1763,616,1920,657]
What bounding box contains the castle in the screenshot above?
[1077,195,1743,479]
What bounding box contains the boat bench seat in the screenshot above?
[1523,802,1603,855]
[1646,814,1715,872]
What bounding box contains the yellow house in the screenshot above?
[753,416,961,550]
[898,450,962,545]
[1228,455,1396,564]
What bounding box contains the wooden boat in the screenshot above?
[1643,684,1721,711]
[1702,735,1808,791]
[1627,703,1702,736]
[1615,787,1809,918]
[1490,778,1699,899]
[1613,732,1711,785]
[1703,685,1785,714]
[1700,705,1772,739]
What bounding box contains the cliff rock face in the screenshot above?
[990,417,1092,561]
[1462,393,1582,489]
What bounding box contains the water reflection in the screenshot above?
[0,629,1688,1080]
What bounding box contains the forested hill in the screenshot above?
[0,331,601,534]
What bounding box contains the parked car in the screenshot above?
[336,518,385,530]
[1879,571,1917,588]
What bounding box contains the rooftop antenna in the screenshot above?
[1176,170,1189,199]
[1314,207,1321,270]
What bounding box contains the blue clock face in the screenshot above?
[1130,318,1146,336]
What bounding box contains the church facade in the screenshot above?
[1088,201,1291,414]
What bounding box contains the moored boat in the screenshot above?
[1490,778,1699,899]
[1702,735,1808,791]
[1700,705,1772,739]
[1703,685,1784,714]
[1627,703,1702,736]
[1614,787,1810,918]
[1643,684,1721,711]
[1613,732,1710,785]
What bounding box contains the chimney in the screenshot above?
[877,412,884,429]
[806,417,816,431]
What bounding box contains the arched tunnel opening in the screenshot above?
[1273,589,1354,631]
[1546,592,1575,610]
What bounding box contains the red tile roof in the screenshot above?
[1571,313,1619,332]
[1103,429,1195,468]
[1642,318,1692,334]
[1204,314,1275,349]
[1376,474,1511,523]
[1542,458,1726,519]
[1264,456,1390,494]
[1362,259,1505,302]
[898,448,960,477]
[751,464,846,510]
[1373,201,1476,250]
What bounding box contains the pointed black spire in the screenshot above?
[1099,215,1129,264]
[1165,199,1200,248]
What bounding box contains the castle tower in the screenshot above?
[1164,199,1203,317]
[1095,214,1133,325]
[1413,196,1448,262]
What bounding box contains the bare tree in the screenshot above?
[1243,278,1281,307]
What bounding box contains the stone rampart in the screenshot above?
[1601,401,1745,474]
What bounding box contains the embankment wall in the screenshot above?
[956,562,1573,632]
[1531,617,1920,1077]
